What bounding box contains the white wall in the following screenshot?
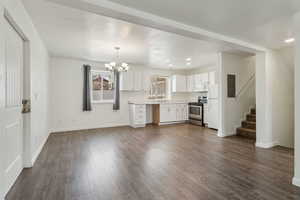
[255,52,272,147]
[0,0,49,198]
[30,44,49,164]
[49,56,189,133]
[256,49,295,149]
[271,48,294,148]
[293,12,300,187]
[218,53,256,137]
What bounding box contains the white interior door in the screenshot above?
[0,18,24,196]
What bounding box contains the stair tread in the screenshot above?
[237,127,256,133]
[246,114,256,122]
[242,120,256,124]
[236,108,256,139]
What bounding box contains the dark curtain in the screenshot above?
[113,70,120,110]
[83,65,92,111]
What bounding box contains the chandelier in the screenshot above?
[105,47,129,72]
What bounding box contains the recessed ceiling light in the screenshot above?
[285,38,295,43]
[169,64,173,67]
[187,62,191,66]
[186,58,191,61]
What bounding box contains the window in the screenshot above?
[149,76,171,99]
[91,70,114,103]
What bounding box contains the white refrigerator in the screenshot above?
[207,84,219,130]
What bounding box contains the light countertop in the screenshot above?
[128,99,189,105]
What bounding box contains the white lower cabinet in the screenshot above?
[129,103,188,128]
[203,103,209,124]
[176,104,188,121]
[160,104,176,123]
[129,104,146,128]
[160,103,188,124]
[207,100,219,129]
[202,100,219,129]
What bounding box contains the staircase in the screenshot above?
[236,108,256,139]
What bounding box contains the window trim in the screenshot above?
[90,70,114,104]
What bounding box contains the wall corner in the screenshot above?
[293,177,300,187]
[255,141,279,149]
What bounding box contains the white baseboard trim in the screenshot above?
[50,123,130,134]
[255,141,279,148]
[218,131,236,138]
[131,124,146,128]
[217,130,224,137]
[293,177,300,187]
[159,121,187,126]
[31,132,50,166]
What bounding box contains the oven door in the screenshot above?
[189,105,202,120]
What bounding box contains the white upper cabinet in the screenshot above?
[120,71,133,91]
[201,72,209,91]
[122,70,214,93]
[209,71,216,85]
[193,72,209,92]
[120,71,145,91]
[172,72,211,92]
[133,71,144,91]
[193,74,202,91]
[187,75,194,92]
[172,75,187,92]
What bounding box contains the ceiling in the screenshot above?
[106,0,300,49]
[22,0,235,69]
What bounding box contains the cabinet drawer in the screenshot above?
[135,105,145,109]
[135,113,145,120]
[135,105,145,114]
[135,105,146,112]
[136,108,145,113]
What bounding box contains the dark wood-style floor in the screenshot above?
[6,124,300,200]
